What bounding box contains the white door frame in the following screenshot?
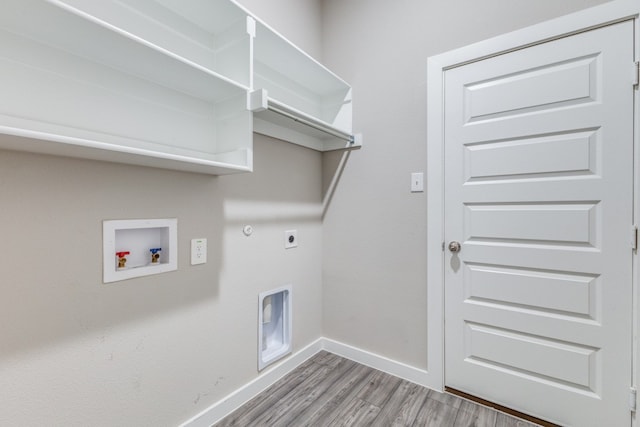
[425,0,640,408]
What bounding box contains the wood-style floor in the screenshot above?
[215,351,541,427]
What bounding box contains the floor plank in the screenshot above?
[389,383,431,427]
[413,395,460,426]
[313,351,344,369]
[250,359,358,426]
[496,412,541,427]
[215,352,542,427]
[425,388,465,409]
[371,380,418,426]
[356,369,402,407]
[330,398,381,427]
[295,363,374,426]
[216,362,329,426]
[303,368,377,426]
[454,399,498,427]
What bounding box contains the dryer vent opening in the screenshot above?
[258,285,292,370]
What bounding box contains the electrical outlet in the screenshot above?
[284,230,297,249]
[191,238,207,265]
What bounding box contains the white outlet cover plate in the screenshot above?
[191,238,207,265]
[285,230,297,249]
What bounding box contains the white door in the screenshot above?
[444,21,635,426]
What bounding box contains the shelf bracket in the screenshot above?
[246,16,256,38]
[248,89,268,112]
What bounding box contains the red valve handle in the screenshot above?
[115,251,130,258]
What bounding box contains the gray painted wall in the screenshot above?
[0,142,324,426]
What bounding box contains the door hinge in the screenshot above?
[634,61,639,87]
[630,388,637,412]
[632,225,638,250]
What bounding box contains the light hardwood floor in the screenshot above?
[215,351,541,426]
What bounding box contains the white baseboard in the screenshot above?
[321,338,435,389]
[180,337,437,427]
[180,338,323,427]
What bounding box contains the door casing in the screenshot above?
[425,0,640,418]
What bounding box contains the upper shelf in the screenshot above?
[0,0,358,175]
[55,0,253,88]
[0,0,253,174]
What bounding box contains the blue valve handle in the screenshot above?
[149,248,162,254]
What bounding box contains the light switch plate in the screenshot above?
[411,172,424,192]
[191,238,207,265]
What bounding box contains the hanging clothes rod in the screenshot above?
[267,103,355,144]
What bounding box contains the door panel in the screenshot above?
[463,263,597,318]
[464,202,598,245]
[444,21,634,427]
[463,55,598,122]
[464,130,597,181]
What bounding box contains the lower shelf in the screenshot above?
[250,91,361,152]
[0,129,252,175]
